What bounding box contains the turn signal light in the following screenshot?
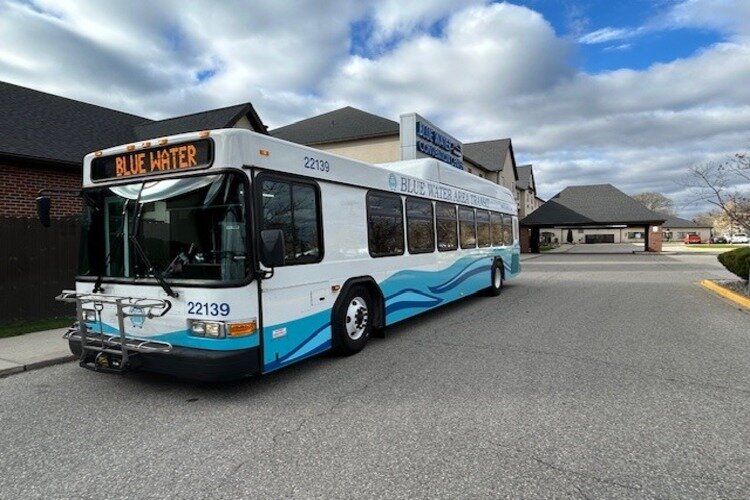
[228,320,257,337]
[198,130,210,138]
[259,149,270,156]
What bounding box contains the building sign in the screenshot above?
[91,139,213,181]
[400,113,463,170]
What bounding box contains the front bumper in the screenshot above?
[68,336,261,382]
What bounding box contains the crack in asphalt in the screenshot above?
[489,440,655,498]
[222,360,401,495]
[401,338,750,396]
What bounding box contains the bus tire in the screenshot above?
[487,262,504,296]
[332,285,372,356]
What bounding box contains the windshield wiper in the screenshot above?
[130,183,179,299]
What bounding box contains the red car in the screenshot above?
[683,234,701,244]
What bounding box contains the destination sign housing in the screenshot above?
[91,139,212,181]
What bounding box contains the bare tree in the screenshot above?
[686,154,750,233]
[632,192,676,215]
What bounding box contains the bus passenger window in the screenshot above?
[490,212,503,246]
[260,179,321,265]
[367,192,404,257]
[476,211,491,247]
[436,203,458,251]
[502,214,513,246]
[459,206,476,249]
[406,198,435,254]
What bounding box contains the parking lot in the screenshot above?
[0,252,748,498]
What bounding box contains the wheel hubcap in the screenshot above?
[494,270,502,289]
[345,297,368,340]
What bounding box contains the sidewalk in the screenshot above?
[0,328,75,378]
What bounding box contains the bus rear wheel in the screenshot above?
[487,262,504,296]
[333,285,372,355]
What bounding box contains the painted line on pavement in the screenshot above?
[700,279,750,309]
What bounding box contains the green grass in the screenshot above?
[540,244,556,252]
[0,317,75,339]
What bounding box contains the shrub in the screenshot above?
[717,247,750,281]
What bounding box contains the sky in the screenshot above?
[1,0,750,216]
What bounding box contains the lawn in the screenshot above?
[0,317,74,339]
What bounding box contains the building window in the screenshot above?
[476,210,491,247]
[406,197,435,254]
[260,178,322,265]
[459,206,476,248]
[366,191,404,257]
[436,202,458,251]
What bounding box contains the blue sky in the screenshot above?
[0,0,749,214]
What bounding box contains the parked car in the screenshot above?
[683,234,701,244]
[710,235,728,244]
[729,233,749,244]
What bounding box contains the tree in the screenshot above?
[566,228,573,243]
[685,154,750,234]
[632,192,676,215]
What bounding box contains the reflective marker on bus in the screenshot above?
[38,129,521,381]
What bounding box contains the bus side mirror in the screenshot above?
[260,229,285,268]
[36,196,51,227]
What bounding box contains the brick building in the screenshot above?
[0,81,267,323]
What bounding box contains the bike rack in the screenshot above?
[56,291,172,373]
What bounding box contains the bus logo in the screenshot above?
[130,307,145,328]
[388,174,398,191]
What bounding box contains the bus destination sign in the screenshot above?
[91,139,212,181]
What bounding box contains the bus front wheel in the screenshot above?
[333,285,372,355]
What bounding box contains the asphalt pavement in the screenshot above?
[0,253,748,499]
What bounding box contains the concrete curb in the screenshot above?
[700,279,750,309]
[0,355,76,379]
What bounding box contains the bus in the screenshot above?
[38,129,521,381]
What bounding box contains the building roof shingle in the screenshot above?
[661,215,711,228]
[270,106,399,145]
[0,81,267,167]
[134,103,266,140]
[0,81,147,166]
[520,184,667,227]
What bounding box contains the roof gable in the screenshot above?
[516,164,535,191]
[133,103,267,140]
[520,184,667,226]
[270,106,399,145]
[463,139,519,180]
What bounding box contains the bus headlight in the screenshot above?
[84,310,97,322]
[189,320,225,339]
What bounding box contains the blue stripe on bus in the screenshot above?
[83,251,520,366]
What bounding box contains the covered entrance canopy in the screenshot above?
[519,184,666,253]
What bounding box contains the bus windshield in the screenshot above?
[79,172,249,283]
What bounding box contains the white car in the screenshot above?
[729,233,749,244]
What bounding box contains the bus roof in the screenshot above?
[82,128,518,214]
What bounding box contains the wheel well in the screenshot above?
[333,276,385,330]
[493,257,506,279]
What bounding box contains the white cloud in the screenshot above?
[578,27,641,45]
[0,0,749,215]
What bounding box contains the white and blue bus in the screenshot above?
[39,129,520,381]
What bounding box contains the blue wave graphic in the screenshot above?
[427,257,489,294]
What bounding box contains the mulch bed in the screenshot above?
[714,280,750,298]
